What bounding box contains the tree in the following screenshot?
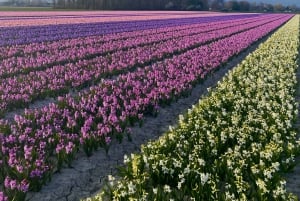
[224,0,239,11]
[264,3,274,12]
[56,0,66,8]
[211,0,224,11]
[273,3,284,12]
[239,1,250,11]
[183,0,208,10]
[57,0,300,11]
[290,4,297,12]
[249,2,257,11]
[165,1,175,10]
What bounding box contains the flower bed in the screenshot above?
[0,14,258,46]
[0,12,254,28]
[0,14,292,201]
[0,15,275,79]
[0,14,268,62]
[90,15,300,201]
[0,15,289,116]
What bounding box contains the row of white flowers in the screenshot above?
[85,15,300,201]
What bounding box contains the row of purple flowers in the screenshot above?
[0,14,270,60]
[0,13,166,21]
[0,14,292,201]
[0,15,271,78]
[0,14,260,46]
[0,15,285,117]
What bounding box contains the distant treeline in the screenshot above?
[53,0,208,10]
[47,0,300,12]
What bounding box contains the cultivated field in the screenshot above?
[0,11,299,201]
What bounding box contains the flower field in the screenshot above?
[0,11,243,27]
[0,15,288,116]
[87,15,300,200]
[0,11,298,201]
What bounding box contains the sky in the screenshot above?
[243,0,300,6]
